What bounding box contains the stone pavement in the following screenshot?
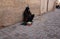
[0,9,60,39]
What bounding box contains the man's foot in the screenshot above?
[21,22,27,26]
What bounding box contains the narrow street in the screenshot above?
[0,9,60,39]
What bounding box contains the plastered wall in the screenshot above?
[0,0,56,26]
[0,0,27,26]
[40,0,47,14]
[48,0,56,11]
[29,0,41,16]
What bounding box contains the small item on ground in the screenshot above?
[27,22,32,26]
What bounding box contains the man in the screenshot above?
[21,6,34,25]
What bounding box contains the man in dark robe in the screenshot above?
[21,6,34,25]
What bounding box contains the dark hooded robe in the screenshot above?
[21,6,34,25]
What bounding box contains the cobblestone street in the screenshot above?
[0,9,60,39]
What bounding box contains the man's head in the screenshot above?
[26,6,29,10]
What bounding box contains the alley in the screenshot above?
[0,9,60,39]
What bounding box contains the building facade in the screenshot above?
[0,0,56,26]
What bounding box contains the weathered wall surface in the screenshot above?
[0,0,27,26]
[0,12,3,26]
[48,0,56,11]
[40,0,47,14]
[29,0,41,16]
[0,0,56,26]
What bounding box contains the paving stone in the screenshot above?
[0,9,60,39]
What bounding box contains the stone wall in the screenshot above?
[0,0,56,26]
[29,0,41,16]
[0,0,27,26]
[40,0,47,14]
[48,0,56,11]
